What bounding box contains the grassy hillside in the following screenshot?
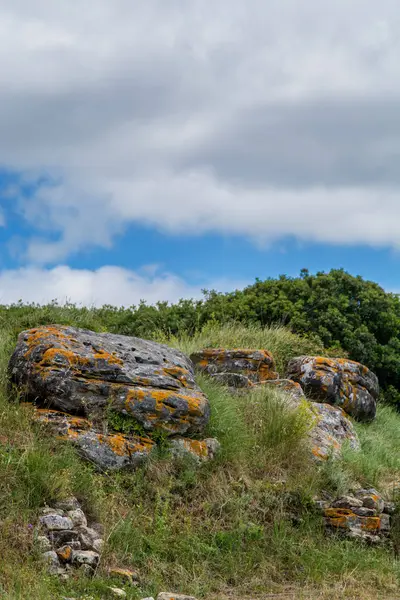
[1,307,400,598]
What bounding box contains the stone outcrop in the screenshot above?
[190,348,279,383]
[37,497,103,577]
[286,356,379,421]
[10,325,210,436]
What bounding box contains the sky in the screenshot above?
[1,0,400,306]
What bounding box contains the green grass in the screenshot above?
[0,310,399,599]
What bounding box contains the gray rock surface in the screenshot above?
[10,325,210,436]
[286,356,378,421]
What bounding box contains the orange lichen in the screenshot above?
[57,546,72,562]
[361,517,381,531]
[124,387,205,417]
[181,438,208,458]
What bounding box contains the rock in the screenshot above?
[92,538,104,553]
[157,594,198,600]
[168,437,220,462]
[48,529,80,547]
[190,348,278,383]
[108,567,139,585]
[39,514,74,531]
[332,496,363,510]
[108,588,127,599]
[78,563,96,577]
[141,597,155,600]
[67,509,87,528]
[307,402,360,461]
[71,550,100,568]
[77,526,101,551]
[55,497,81,512]
[286,356,378,421]
[31,407,156,471]
[261,379,305,402]
[41,550,60,574]
[56,545,73,563]
[40,507,65,516]
[36,535,52,552]
[354,489,385,513]
[352,507,376,517]
[384,502,396,515]
[10,325,210,436]
[210,372,253,388]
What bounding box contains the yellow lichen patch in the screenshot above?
[125,387,205,417]
[181,438,208,458]
[96,432,154,457]
[163,366,190,387]
[361,517,381,531]
[324,508,355,519]
[326,516,352,528]
[92,348,123,366]
[312,446,328,460]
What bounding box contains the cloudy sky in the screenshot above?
[0,0,400,306]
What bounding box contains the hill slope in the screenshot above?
[1,308,400,599]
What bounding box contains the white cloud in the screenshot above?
[0,265,246,307]
[1,0,400,261]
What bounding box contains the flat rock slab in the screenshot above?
[9,325,210,436]
[191,348,278,383]
[286,356,378,421]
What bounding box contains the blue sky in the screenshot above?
[0,1,399,306]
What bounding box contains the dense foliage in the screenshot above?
[1,268,400,403]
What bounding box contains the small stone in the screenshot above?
[108,567,139,585]
[313,500,331,512]
[384,502,396,515]
[78,526,99,550]
[67,508,87,528]
[92,538,104,553]
[108,588,127,599]
[56,545,73,563]
[78,563,95,577]
[71,550,100,568]
[40,507,65,516]
[355,489,385,513]
[49,529,80,547]
[36,535,52,552]
[41,550,60,574]
[352,506,376,517]
[55,497,81,511]
[141,597,155,600]
[380,513,391,532]
[157,594,198,600]
[332,496,363,510]
[40,514,74,531]
[91,521,104,536]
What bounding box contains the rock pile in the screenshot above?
[316,488,394,544]
[37,497,103,577]
[10,326,218,471]
[191,347,372,461]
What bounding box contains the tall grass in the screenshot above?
[156,321,328,375]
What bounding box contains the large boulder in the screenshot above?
[286,356,378,421]
[9,325,210,436]
[190,348,279,383]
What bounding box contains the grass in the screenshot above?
[0,309,399,598]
